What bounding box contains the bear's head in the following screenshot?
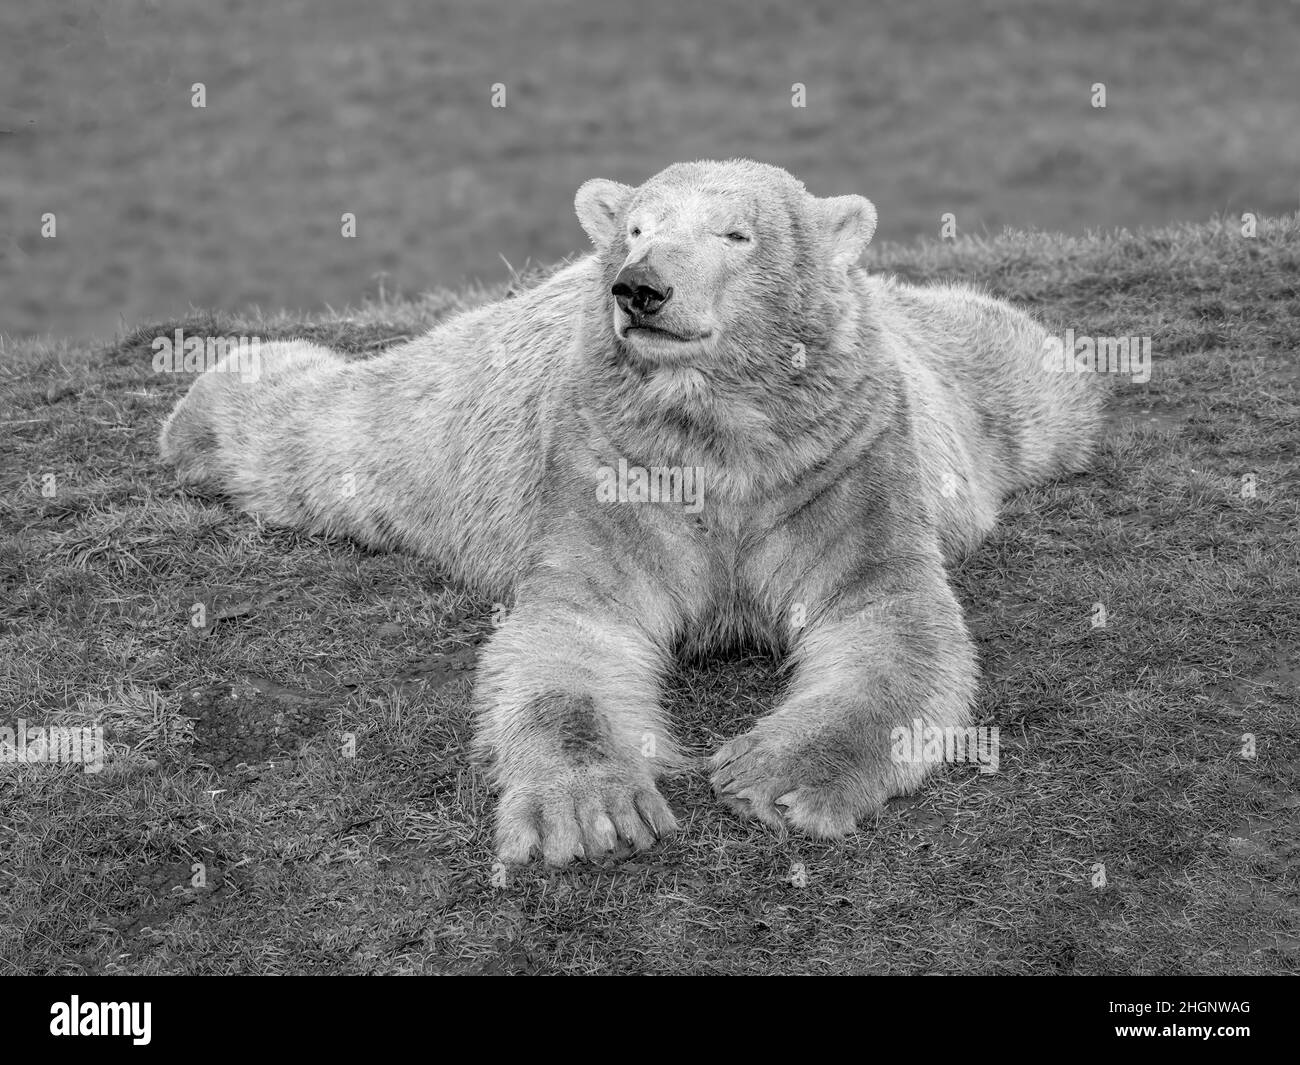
[575,159,876,370]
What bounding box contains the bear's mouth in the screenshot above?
[624,324,713,343]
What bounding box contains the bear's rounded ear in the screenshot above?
[821,195,877,266]
[575,179,633,249]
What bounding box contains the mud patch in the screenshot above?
[392,618,488,695]
[177,584,290,634]
[526,691,611,762]
[394,643,479,694]
[182,675,333,770]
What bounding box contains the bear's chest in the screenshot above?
[681,497,783,599]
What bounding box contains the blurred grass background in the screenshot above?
[2,0,1297,343]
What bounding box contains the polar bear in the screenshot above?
[160,159,1102,864]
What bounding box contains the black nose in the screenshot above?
[612,263,673,318]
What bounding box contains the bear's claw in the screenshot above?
[710,728,871,839]
[495,770,677,865]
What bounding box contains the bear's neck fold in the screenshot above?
[574,305,892,505]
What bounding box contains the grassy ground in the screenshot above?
[1,218,1298,974]
[4,0,1299,341]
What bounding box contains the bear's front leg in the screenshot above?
[711,560,977,837]
[474,562,684,865]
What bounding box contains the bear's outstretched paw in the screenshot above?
[494,766,678,865]
[710,726,896,839]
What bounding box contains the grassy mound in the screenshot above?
[1,218,1297,974]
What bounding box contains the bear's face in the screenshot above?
[575,160,876,368]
